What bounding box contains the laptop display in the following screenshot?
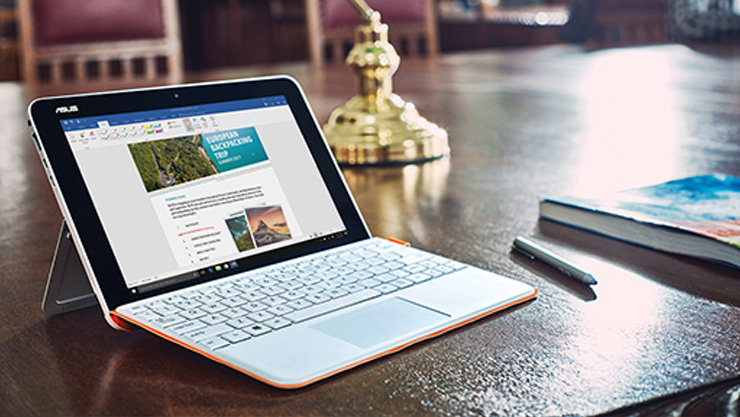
[59,96,346,295]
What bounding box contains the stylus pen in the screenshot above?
[512,236,597,286]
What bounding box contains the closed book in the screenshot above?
[539,174,740,269]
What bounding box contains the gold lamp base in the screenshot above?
[322,3,449,166]
[324,93,449,165]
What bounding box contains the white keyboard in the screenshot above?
[123,239,467,351]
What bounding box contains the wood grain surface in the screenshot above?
[1,44,739,416]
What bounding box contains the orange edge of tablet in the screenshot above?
[111,288,537,390]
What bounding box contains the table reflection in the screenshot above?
[341,158,450,240]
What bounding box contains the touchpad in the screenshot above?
[312,298,450,349]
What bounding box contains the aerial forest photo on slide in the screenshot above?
[128,135,217,192]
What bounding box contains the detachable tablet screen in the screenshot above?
[30,78,368,308]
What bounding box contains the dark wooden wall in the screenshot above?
[179,0,308,71]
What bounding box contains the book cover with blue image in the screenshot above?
[540,174,740,268]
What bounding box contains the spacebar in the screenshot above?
[286,289,382,323]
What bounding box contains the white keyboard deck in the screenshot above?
[123,240,467,351]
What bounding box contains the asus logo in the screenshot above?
[55,105,79,114]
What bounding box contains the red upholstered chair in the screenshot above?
[305,0,438,66]
[18,0,182,97]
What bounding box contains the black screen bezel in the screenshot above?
[29,76,370,310]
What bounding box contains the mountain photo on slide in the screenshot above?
[245,205,291,248]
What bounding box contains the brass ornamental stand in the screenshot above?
[322,1,449,165]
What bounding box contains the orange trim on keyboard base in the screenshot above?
[386,237,410,247]
[112,289,536,389]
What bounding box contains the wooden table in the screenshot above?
[1,44,739,416]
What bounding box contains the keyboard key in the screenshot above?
[262,296,286,307]
[171,320,207,335]
[297,275,321,285]
[149,304,179,316]
[367,265,390,275]
[279,281,304,291]
[222,330,251,344]
[130,309,159,321]
[226,317,255,329]
[202,314,228,325]
[375,283,399,294]
[391,278,414,288]
[336,275,357,284]
[152,314,186,328]
[325,258,347,267]
[236,284,261,294]
[180,309,206,320]
[398,252,431,264]
[185,323,231,341]
[217,287,241,298]
[419,260,440,268]
[282,290,306,301]
[407,273,432,283]
[243,301,268,313]
[364,257,386,266]
[359,278,381,288]
[221,296,247,308]
[343,283,366,293]
[352,249,377,258]
[316,281,339,291]
[243,290,266,301]
[200,336,230,350]
[267,305,294,316]
[427,268,446,278]
[264,317,291,330]
[306,293,331,304]
[436,265,455,274]
[302,285,323,293]
[384,261,405,270]
[375,273,397,283]
[198,286,219,295]
[222,307,248,319]
[146,300,167,309]
[172,299,201,310]
[326,288,349,298]
[442,260,468,270]
[244,323,271,337]
[247,311,275,322]
[314,270,338,280]
[202,302,227,314]
[286,299,313,310]
[254,277,278,287]
[339,253,363,263]
[180,289,201,299]
[261,285,285,296]
[333,266,355,275]
[193,294,221,304]
[351,261,371,270]
[350,270,373,280]
[404,264,428,274]
[163,295,185,304]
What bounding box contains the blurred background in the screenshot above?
[0,0,738,96]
